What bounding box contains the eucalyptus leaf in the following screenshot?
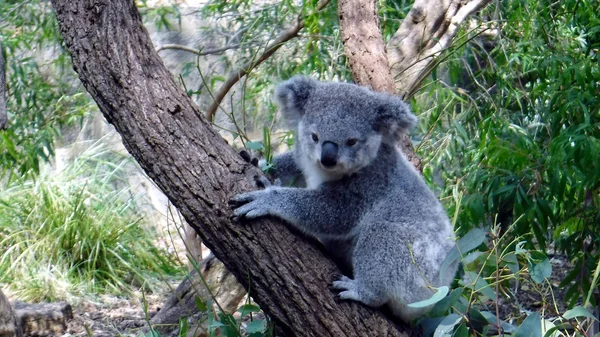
[514,313,542,337]
[433,313,463,337]
[563,306,597,320]
[408,286,449,308]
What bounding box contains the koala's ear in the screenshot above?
[373,94,418,142]
[274,76,317,124]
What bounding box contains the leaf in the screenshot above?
[433,313,463,337]
[453,323,469,337]
[479,311,516,333]
[439,227,486,280]
[528,252,552,283]
[245,319,266,334]
[195,296,207,312]
[246,141,264,151]
[562,306,597,320]
[503,253,520,274]
[514,312,542,337]
[238,303,261,316]
[430,287,464,317]
[408,286,449,308]
[463,271,496,300]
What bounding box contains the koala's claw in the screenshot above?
[254,175,282,189]
[230,189,278,220]
[331,275,354,289]
[239,150,260,167]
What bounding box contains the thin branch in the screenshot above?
[205,0,332,121]
[0,41,7,130]
[156,43,242,56]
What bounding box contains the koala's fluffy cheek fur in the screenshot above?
[297,121,320,164]
[338,134,382,174]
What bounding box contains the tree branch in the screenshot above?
[205,0,332,121]
[387,0,492,99]
[156,43,242,56]
[49,0,415,335]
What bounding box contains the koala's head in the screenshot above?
[275,76,417,175]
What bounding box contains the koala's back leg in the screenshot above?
[331,275,388,308]
[349,220,433,319]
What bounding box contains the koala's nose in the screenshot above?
[320,141,338,167]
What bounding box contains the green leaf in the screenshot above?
[408,286,449,308]
[246,141,264,151]
[463,271,496,300]
[430,287,464,317]
[238,303,261,316]
[503,253,520,274]
[433,313,463,337]
[245,319,266,334]
[453,323,469,337]
[528,252,552,284]
[439,227,486,280]
[514,313,542,337]
[195,296,208,312]
[562,306,597,320]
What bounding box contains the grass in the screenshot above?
[0,140,183,302]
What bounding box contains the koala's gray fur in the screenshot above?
[231,76,457,322]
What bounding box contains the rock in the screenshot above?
[0,289,22,337]
[12,301,73,337]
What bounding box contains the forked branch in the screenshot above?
[205,0,332,121]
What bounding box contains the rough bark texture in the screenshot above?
[0,290,21,337]
[12,302,73,337]
[338,0,420,169]
[0,42,7,130]
[387,0,492,99]
[50,1,415,336]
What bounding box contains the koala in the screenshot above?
[230,76,457,322]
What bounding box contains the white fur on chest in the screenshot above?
[298,153,342,189]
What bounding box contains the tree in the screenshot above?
[49,0,490,335]
[49,1,412,336]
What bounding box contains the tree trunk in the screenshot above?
[387,0,492,99]
[49,1,415,336]
[338,0,420,169]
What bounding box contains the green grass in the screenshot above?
[0,141,183,301]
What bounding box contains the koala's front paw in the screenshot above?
[254,175,282,189]
[229,188,279,220]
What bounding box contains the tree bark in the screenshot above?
[49,1,415,336]
[387,0,492,99]
[338,0,420,169]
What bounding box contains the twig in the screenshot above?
[156,43,242,56]
[205,0,332,121]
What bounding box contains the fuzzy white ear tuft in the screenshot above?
[274,76,317,126]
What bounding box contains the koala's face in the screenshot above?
[297,101,383,175]
[275,76,417,175]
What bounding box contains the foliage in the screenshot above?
[0,141,182,301]
[0,0,93,179]
[425,226,595,337]
[417,0,600,309]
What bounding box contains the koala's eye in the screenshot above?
[346,138,358,146]
[311,133,319,142]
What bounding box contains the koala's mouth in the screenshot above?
[318,161,348,174]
